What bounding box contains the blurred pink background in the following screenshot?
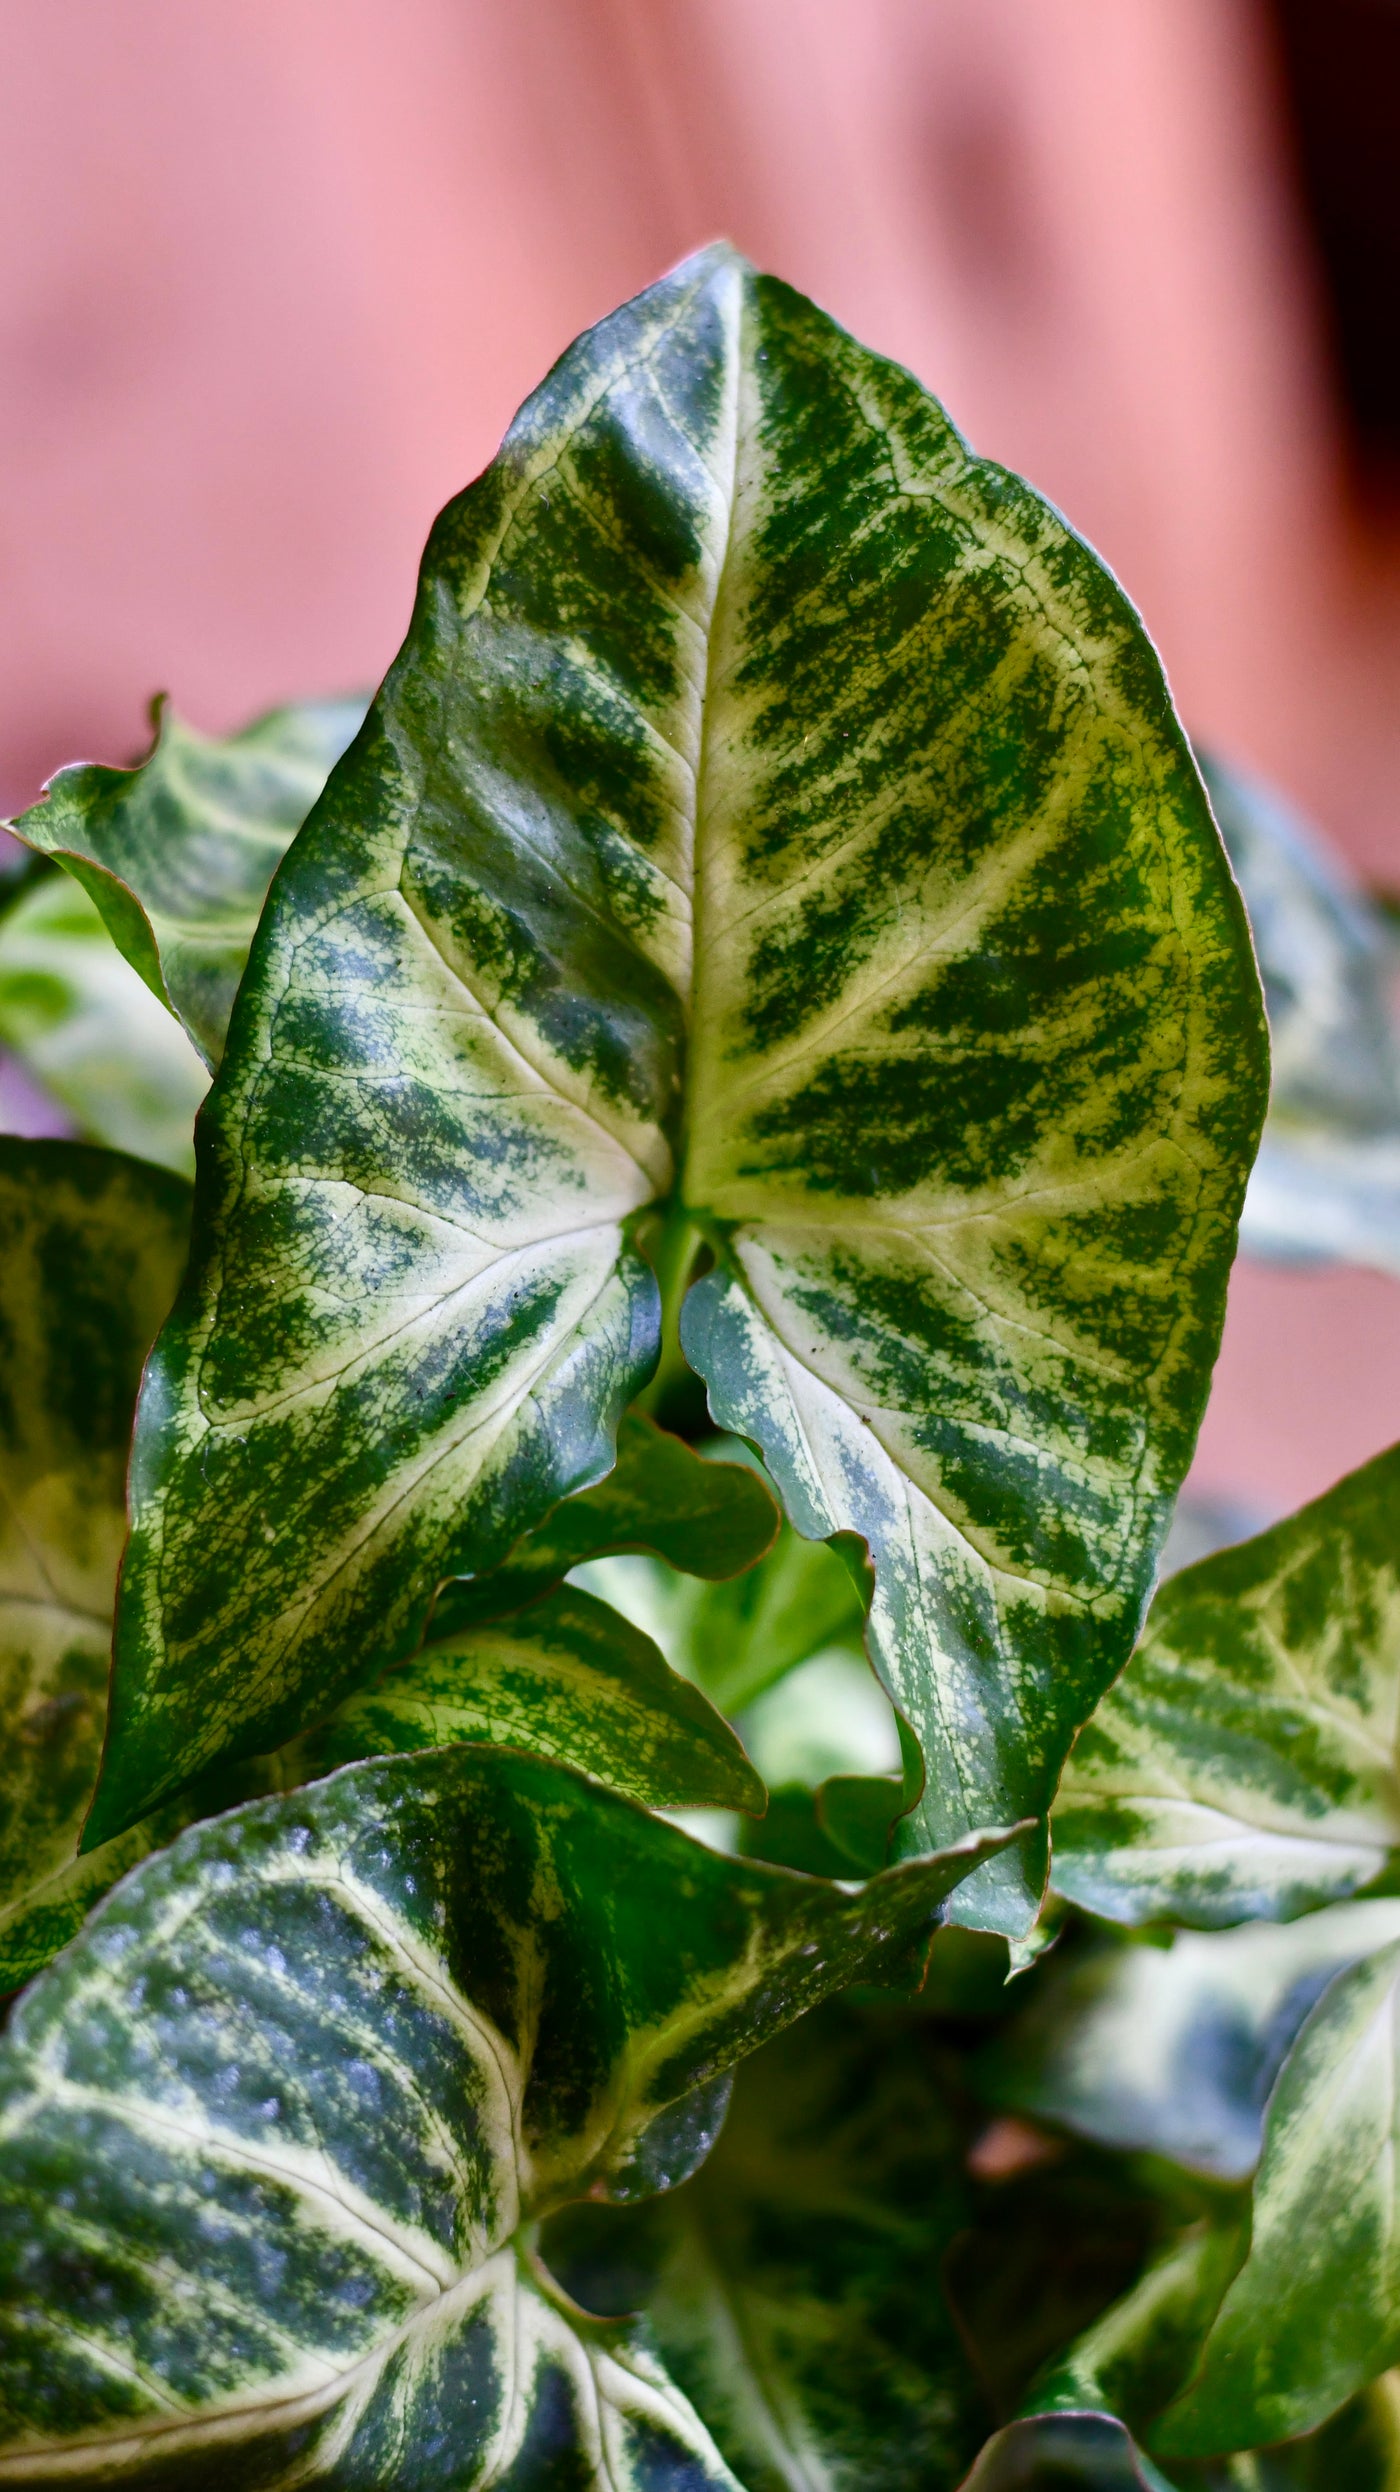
[2,0,1397,1518]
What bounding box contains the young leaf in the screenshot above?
[0,874,207,1176]
[93,244,1268,1934]
[1158,1934,1400,2458]
[571,1496,866,1717]
[1054,1446,1400,1928]
[430,1412,779,1635]
[981,1901,1400,2181]
[9,693,367,1069]
[0,1747,1010,2487]
[543,2003,987,2492]
[286,1584,766,1814]
[0,1140,190,1992]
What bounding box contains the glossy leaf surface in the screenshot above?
[983,1901,1400,2181]
[0,1141,190,1991]
[0,1748,1007,2485]
[289,1585,766,1814]
[1054,1446,1400,1928]
[0,874,207,1176]
[1160,1935,1400,2457]
[96,247,1267,1930]
[431,1415,779,1636]
[10,694,367,1068]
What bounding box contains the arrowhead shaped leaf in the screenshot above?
[0,1141,191,1991]
[0,1747,1008,2486]
[431,1413,779,1635]
[287,1584,766,1815]
[9,693,367,1069]
[95,246,1267,1931]
[0,874,208,1176]
[1158,1934,1400,2456]
[1054,1446,1400,1928]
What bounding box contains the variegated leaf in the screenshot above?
[0,1141,190,1992]
[0,1747,1009,2486]
[981,1900,1400,2182]
[543,2003,985,2492]
[287,1584,766,1815]
[1200,750,1400,1280]
[1158,1935,1400,2458]
[431,1413,779,1635]
[0,874,207,1177]
[1053,1446,1400,1928]
[94,245,1267,1942]
[9,694,367,1069]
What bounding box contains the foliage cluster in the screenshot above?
[2,246,1400,2488]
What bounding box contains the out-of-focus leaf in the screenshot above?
[570,1511,864,1717]
[0,1748,1010,2487]
[1200,750,1400,1278]
[1054,1445,1400,1928]
[1029,2223,1245,2449]
[1159,1935,1400,2457]
[982,1902,1400,2181]
[9,693,367,1068]
[287,1585,766,1815]
[0,1142,191,1992]
[545,2005,986,2492]
[958,2414,1179,2489]
[430,1415,780,1637]
[93,247,1268,1946]
[0,873,207,1176]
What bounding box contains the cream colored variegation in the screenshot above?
[97,247,1267,1945]
[0,1748,1007,2488]
[1054,1444,1400,1928]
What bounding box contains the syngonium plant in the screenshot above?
[2,243,1400,2487]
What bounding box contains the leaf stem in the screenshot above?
[636,1195,704,1420]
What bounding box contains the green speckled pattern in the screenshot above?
[0,1142,190,1990]
[0,1748,1005,2485]
[1159,1936,1400,2458]
[1054,1444,1400,1928]
[547,2005,984,2492]
[289,1585,766,1814]
[11,696,367,1070]
[95,247,1266,1918]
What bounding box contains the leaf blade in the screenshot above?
[289,1584,766,1815]
[9,694,367,1068]
[1053,1444,1400,1929]
[0,1746,1009,2484]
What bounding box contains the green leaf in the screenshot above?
[570,1488,866,1720]
[959,2415,1180,2489]
[287,1584,766,1814]
[94,245,1267,1931]
[543,2003,987,2492]
[9,693,367,1069]
[0,874,207,1176]
[430,1413,779,1636]
[1053,1446,1400,1929]
[1199,750,1400,1279]
[1158,1934,1400,2457]
[0,1141,191,1991]
[0,1747,1009,2486]
[981,1902,1400,2182]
